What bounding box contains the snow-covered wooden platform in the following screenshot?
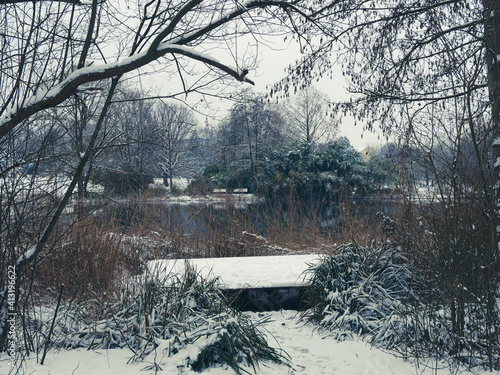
[146,254,322,311]
[147,254,321,289]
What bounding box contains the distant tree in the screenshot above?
[110,93,158,182]
[220,95,285,175]
[281,86,337,145]
[153,102,198,190]
[94,95,199,192]
[364,154,398,193]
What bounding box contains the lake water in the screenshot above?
[100,196,398,238]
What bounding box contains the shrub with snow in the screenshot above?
[36,264,288,374]
[302,241,500,370]
[302,241,417,340]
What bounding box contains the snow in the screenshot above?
[160,193,263,206]
[15,245,36,266]
[146,254,322,289]
[0,175,104,199]
[6,310,487,375]
[151,177,191,191]
[0,49,143,128]
[159,44,222,65]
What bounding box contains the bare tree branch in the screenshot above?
[0,0,314,141]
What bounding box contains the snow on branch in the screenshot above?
[0,49,155,140]
[161,44,254,85]
[0,0,302,141]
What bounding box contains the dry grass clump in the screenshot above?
[33,213,141,303]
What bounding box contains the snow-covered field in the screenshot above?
[0,175,104,198]
[6,309,487,375]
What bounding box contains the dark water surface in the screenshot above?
[98,196,398,237]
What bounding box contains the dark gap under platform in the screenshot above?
[223,286,310,311]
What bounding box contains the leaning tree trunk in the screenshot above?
[0,77,120,351]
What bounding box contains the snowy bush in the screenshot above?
[302,241,418,340]
[92,165,154,195]
[254,139,397,202]
[302,241,500,370]
[36,264,288,374]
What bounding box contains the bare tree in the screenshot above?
[220,94,285,174]
[153,102,199,190]
[0,0,334,139]
[281,86,337,145]
[97,95,199,191]
[110,92,158,183]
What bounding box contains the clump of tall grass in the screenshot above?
[302,238,499,370]
[33,214,140,302]
[31,264,288,374]
[301,241,419,339]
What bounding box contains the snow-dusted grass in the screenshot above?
[301,241,417,338]
[301,241,499,371]
[6,310,490,375]
[17,264,287,374]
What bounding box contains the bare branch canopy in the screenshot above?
[0,0,312,141]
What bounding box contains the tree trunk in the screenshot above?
[483,0,500,274]
[482,0,500,369]
[484,0,500,241]
[0,77,121,351]
[169,169,173,192]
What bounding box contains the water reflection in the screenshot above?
[99,197,397,238]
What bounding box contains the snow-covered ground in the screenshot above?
[7,309,487,375]
[162,193,262,207]
[0,175,104,198]
[151,177,192,192]
[4,254,492,375]
[149,177,263,207]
